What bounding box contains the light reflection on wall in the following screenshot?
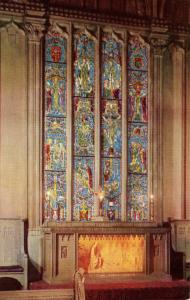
[78,234,145,273]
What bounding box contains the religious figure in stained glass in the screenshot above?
[102,100,121,156]
[102,60,121,99]
[128,124,147,174]
[128,174,148,221]
[74,98,94,156]
[45,63,66,117]
[73,158,95,221]
[102,34,122,99]
[101,158,121,220]
[44,172,66,221]
[74,33,95,97]
[45,118,66,171]
[128,71,148,122]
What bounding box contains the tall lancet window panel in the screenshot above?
[43,32,67,222]
[73,30,95,221]
[127,36,149,222]
[101,32,122,221]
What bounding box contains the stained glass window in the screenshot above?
[127,36,149,221]
[43,32,67,222]
[43,28,150,223]
[73,31,95,221]
[101,32,122,220]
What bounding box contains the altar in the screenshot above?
[43,222,171,283]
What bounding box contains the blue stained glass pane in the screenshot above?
[45,34,66,63]
[101,100,122,157]
[128,36,148,71]
[44,117,66,171]
[74,33,95,97]
[102,158,121,198]
[128,71,148,122]
[74,98,94,156]
[127,35,149,222]
[127,174,148,221]
[44,32,67,223]
[45,63,66,117]
[128,123,148,174]
[73,157,95,221]
[102,34,122,99]
[44,171,67,221]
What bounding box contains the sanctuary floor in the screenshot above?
[0,280,189,300]
[30,279,190,300]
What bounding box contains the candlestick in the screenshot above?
[150,194,154,221]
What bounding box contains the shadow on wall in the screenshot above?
[28,260,42,283]
[0,277,22,291]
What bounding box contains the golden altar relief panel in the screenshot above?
[78,234,145,273]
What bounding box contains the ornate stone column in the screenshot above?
[25,21,45,280]
[171,42,185,219]
[162,39,185,220]
[26,22,44,228]
[150,32,169,224]
[185,40,190,219]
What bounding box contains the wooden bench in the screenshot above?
[0,219,28,289]
[171,220,190,279]
[0,289,74,300]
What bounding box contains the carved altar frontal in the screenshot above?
[43,222,171,283]
[78,234,145,273]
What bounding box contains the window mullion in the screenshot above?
[66,22,73,221]
[121,30,128,222]
[94,26,101,217]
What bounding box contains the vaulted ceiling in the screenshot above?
[8,0,190,26]
[47,0,190,25]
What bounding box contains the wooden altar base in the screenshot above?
[30,279,190,300]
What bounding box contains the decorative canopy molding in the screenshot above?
[0,20,25,35]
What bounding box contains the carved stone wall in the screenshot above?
[0,0,189,226]
[0,1,189,282]
[0,21,27,219]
